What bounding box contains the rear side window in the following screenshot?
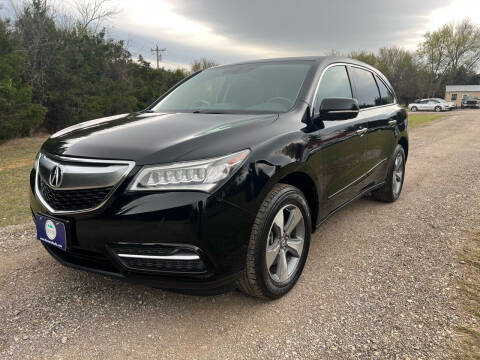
[376,76,395,105]
[350,67,381,109]
[315,65,352,112]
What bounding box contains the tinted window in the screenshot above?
[153,61,313,114]
[350,67,381,108]
[376,76,394,105]
[315,66,352,111]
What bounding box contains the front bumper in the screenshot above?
[29,169,255,290]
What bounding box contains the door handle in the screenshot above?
[388,119,397,126]
[356,128,367,136]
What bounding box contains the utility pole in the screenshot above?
[150,45,166,69]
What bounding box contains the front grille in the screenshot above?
[39,176,112,211]
[109,243,207,274]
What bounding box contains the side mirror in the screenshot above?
[318,98,360,121]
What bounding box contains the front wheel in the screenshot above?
[372,145,406,202]
[434,106,442,112]
[236,184,311,299]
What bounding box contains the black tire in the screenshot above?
[372,144,406,202]
[236,183,312,299]
[434,106,441,112]
[410,106,417,112]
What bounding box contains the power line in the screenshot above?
[150,45,166,69]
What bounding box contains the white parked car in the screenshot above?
[408,98,449,112]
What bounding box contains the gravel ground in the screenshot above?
[1,110,480,359]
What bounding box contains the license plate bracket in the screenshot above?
[35,214,68,251]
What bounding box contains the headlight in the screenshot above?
[128,149,250,192]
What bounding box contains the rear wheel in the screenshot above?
[236,184,311,299]
[372,145,406,202]
[410,106,417,112]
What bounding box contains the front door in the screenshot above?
[305,65,369,217]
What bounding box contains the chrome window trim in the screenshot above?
[34,152,136,215]
[358,103,396,112]
[311,62,397,117]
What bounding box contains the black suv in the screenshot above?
[30,57,408,299]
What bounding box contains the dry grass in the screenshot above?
[0,135,47,228]
[456,231,480,359]
[408,113,446,128]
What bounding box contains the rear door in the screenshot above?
[351,66,401,192]
[361,75,399,184]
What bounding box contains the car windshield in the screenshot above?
[151,61,313,114]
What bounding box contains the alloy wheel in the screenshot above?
[265,204,305,284]
[392,153,404,197]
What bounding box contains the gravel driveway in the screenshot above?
[1,110,480,359]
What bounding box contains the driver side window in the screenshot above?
[315,66,352,113]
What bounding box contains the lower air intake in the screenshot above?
[109,244,207,274]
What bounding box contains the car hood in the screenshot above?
[42,112,278,165]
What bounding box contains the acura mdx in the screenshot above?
[30,57,408,299]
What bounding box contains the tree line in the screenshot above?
[347,20,480,105]
[0,0,188,141]
[1,0,479,142]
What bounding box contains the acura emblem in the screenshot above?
[49,165,63,188]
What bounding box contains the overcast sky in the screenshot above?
[3,0,480,70]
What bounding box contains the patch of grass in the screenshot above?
[408,113,446,128]
[0,135,47,228]
[456,231,480,359]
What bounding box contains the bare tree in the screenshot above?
[444,19,480,74]
[418,25,450,96]
[191,58,218,73]
[74,0,119,33]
